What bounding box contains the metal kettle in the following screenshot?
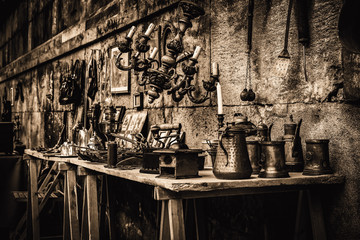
[213,122,252,179]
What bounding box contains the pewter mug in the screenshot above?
[259,141,289,178]
[213,124,252,179]
[246,140,261,174]
[303,139,333,175]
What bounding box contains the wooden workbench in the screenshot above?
[24,149,344,240]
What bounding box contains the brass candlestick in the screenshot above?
[217,114,225,129]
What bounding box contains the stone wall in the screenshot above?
[1,0,359,239]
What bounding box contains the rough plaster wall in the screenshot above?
[0,0,360,239]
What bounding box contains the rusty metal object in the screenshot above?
[140,151,160,174]
[283,120,304,172]
[233,113,257,136]
[213,124,252,179]
[303,139,333,175]
[155,149,203,179]
[106,141,117,168]
[259,141,289,178]
[246,140,261,175]
[115,1,217,104]
[257,123,272,141]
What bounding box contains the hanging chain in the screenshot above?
[245,52,251,89]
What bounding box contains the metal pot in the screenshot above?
[303,139,333,175]
[259,141,289,178]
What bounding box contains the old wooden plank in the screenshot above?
[81,179,88,240]
[38,162,58,192]
[24,150,345,194]
[307,189,327,240]
[168,199,185,240]
[29,157,40,240]
[159,200,170,240]
[0,0,181,82]
[39,171,61,212]
[66,168,81,240]
[86,174,100,240]
[63,172,70,240]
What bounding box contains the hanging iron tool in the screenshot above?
[272,0,294,78]
[2,87,11,122]
[78,59,92,150]
[295,0,310,82]
[92,103,107,148]
[46,71,54,101]
[15,81,24,102]
[87,53,98,101]
[240,0,256,101]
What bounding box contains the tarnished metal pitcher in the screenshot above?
[303,139,333,175]
[283,119,304,172]
[213,123,252,179]
[259,141,289,178]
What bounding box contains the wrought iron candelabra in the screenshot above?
[115,0,218,104]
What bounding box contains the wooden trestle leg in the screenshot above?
[78,166,100,240]
[59,162,80,240]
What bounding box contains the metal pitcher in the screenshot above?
[213,123,252,179]
[259,141,289,178]
[283,119,304,172]
[303,139,333,175]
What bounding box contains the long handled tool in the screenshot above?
[295,0,310,82]
[78,58,93,150]
[240,0,256,101]
[272,0,294,77]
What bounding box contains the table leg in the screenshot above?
[78,166,100,240]
[81,180,88,240]
[168,199,185,240]
[63,172,70,240]
[105,176,117,240]
[159,200,170,240]
[59,162,80,240]
[307,189,326,240]
[86,174,100,240]
[29,157,40,240]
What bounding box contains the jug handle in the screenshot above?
[305,151,313,162]
[219,127,229,166]
[291,119,302,157]
[268,123,273,141]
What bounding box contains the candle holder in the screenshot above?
[115,1,218,104]
[217,114,225,129]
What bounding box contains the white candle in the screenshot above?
[149,47,158,59]
[127,26,136,39]
[192,46,201,60]
[216,82,223,114]
[144,23,155,37]
[212,62,219,76]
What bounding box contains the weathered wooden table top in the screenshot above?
[25,149,344,193]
